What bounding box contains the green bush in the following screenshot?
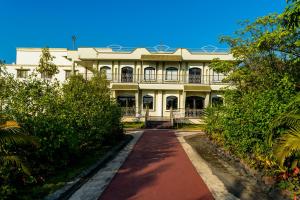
[1,72,124,198]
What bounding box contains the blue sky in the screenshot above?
[0,0,286,63]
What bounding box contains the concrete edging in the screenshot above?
[176,131,239,200]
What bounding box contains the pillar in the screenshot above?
[204,93,210,108]
[135,90,139,116]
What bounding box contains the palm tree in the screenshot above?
[0,115,38,175]
[273,94,300,168]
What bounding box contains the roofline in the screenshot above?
[17,48,68,51]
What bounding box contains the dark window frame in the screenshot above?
[166,96,178,110]
[143,95,154,110]
[16,69,29,78]
[165,67,178,81]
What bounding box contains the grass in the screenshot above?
[174,123,205,131]
[17,138,128,200]
[123,122,144,129]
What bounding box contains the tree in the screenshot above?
[0,115,38,175]
[274,94,300,168]
[36,47,58,79]
[206,1,298,162]
[282,0,300,29]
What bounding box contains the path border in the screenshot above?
[45,132,142,200]
[175,131,239,200]
[67,131,143,200]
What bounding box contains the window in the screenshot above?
[165,67,178,81]
[189,68,201,83]
[121,67,133,82]
[65,70,78,80]
[185,96,204,109]
[143,95,154,109]
[144,67,155,81]
[166,96,178,110]
[212,96,224,106]
[41,72,52,79]
[16,69,29,78]
[100,66,112,80]
[117,96,135,107]
[213,71,225,82]
[117,95,135,116]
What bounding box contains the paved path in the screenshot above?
[99,130,214,200]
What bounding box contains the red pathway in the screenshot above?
[99,130,214,200]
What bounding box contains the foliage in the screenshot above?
[205,1,299,195]
[0,69,123,199]
[0,114,39,200]
[36,47,59,78]
[274,94,300,169]
[282,0,300,29]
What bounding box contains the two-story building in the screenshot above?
[5,46,233,123]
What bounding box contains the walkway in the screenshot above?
[99,129,214,200]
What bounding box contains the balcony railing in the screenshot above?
[185,109,204,118]
[189,75,201,83]
[121,74,133,83]
[121,107,136,116]
[78,73,229,85]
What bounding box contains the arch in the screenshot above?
[143,95,154,109]
[165,67,178,81]
[144,67,156,81]
[121,66,133,82]
[166,96,178,110]
[189,67,201,83]
[100,66,112,80]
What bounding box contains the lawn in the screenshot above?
[123,122,144,130]
[17,137,130,200]
[174,123,205,131]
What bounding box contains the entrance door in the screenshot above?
[185,96,204,117]
[117,96,135,116]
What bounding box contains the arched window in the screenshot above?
[100,66,112,80]
[121,67,133,82]
[212,96,224,106]
[212,71,225,82]
[144,67,155,81]
[189,68,201,83]
[166,96,178,110]
[165,67,178,81]
[143,95,154,109]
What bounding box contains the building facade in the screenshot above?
[5,47,233,123]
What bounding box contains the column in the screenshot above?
[118,61,121,82]
[111,90,116,98]
[204,93,210,108]
[157,90,163,117]
[182,91,186,117]
[135,90,139,116]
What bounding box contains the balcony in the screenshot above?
[78,72,228,85]
[121,107,136,116]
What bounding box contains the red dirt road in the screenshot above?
[99,130,214,200]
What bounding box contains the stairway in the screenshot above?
[146,117,172,129]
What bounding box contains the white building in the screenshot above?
[5,46,233,123]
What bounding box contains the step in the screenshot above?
[146,120,172,129]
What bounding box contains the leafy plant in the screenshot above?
[36,47,59,79]
[274,94,300,169]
